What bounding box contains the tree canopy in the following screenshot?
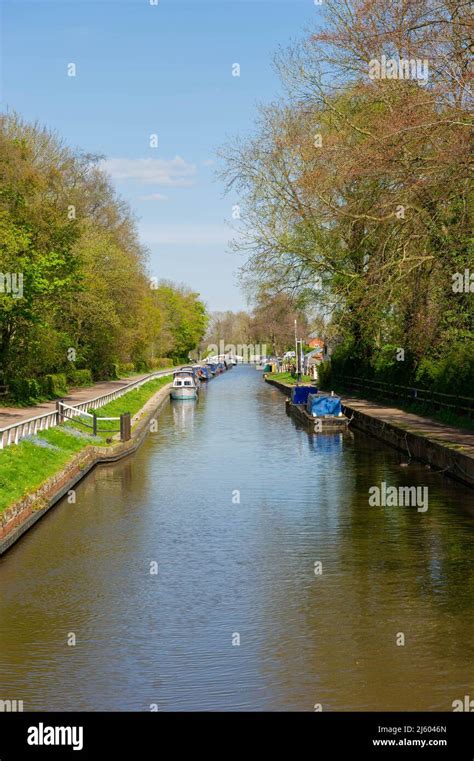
[220,0,473,393]
[0,115,208,388]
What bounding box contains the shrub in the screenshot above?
[9,378,43,403]
[415,345,474,397]
[134,359,149,373]
[118,362,135,375]
[66,368,92,387]
[371,344,415,385]
[44,373,68,397]
[10,379,29,403]
[107,363,119,380]
[330,339,371,380]
[317,361,332,389]
[28,378,41,399]
[149,357,173,369]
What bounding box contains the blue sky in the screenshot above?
[1,0,320,311]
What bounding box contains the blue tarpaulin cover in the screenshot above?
[291,386,318,404]
[306,394,342,417]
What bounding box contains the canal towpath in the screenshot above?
[0,372,168,429]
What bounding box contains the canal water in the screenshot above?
[1,365,473,711]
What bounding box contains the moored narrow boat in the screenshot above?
[196,366,210,382]
[285,389,348,432]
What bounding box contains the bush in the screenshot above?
[107,363,119,380]
[371,344,415,385]
[44,373,68,397]
[317,361,332,389]
[324,340,474,401]
[9,378,42,403]
[415,345,474,397]
[66,368,92,387]
[330,339,370,381]
[149,357,173,369]
[118,362,135,375]
[134,359,149,373]
[28,378,42,399]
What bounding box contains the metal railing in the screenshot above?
[0,368,173,449]
[0,408,59,449]
[339,376,474,419]
[58,401,131,441]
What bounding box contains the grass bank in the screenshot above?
[0,375,171,514]
[265,371,314,386]
[85,376,171,434]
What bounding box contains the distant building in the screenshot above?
[308,337,325,350]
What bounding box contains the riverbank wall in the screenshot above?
[0,383,172,555]
[265,377,474,489]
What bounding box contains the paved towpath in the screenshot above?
[341,396,474,458]
[0,373,168,429]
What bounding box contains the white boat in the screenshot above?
[170,369,199,400]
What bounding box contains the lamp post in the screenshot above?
[294,319,298,366]
[294,320,302,383]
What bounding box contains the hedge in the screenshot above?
[322,342,474,398]
[66,368,93,387]
[9,378,42,403]
[44,373,68,397]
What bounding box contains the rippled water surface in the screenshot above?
[1,365,473,710]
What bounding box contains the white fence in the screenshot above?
[0,368,174,450]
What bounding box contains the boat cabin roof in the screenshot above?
[173,376,195,385]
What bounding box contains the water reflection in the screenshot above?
[172,398,197,434]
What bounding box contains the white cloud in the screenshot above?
[139,193,168,202]
[140,223,233,246]
[201,159,215,167]
[99,156,197,187]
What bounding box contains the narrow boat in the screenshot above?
[170,369,199,400]
[285,388,348,432]
[197,366,211,382]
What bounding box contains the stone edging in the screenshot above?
[265,377,474,488]
[0,383,172,555]
[342,402,474,488]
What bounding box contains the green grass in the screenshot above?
[92,375,171,431]
[266,371,314,386]
[0,429,87,514]
[0,375,172,514]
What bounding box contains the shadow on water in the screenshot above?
[1,365,473,710]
